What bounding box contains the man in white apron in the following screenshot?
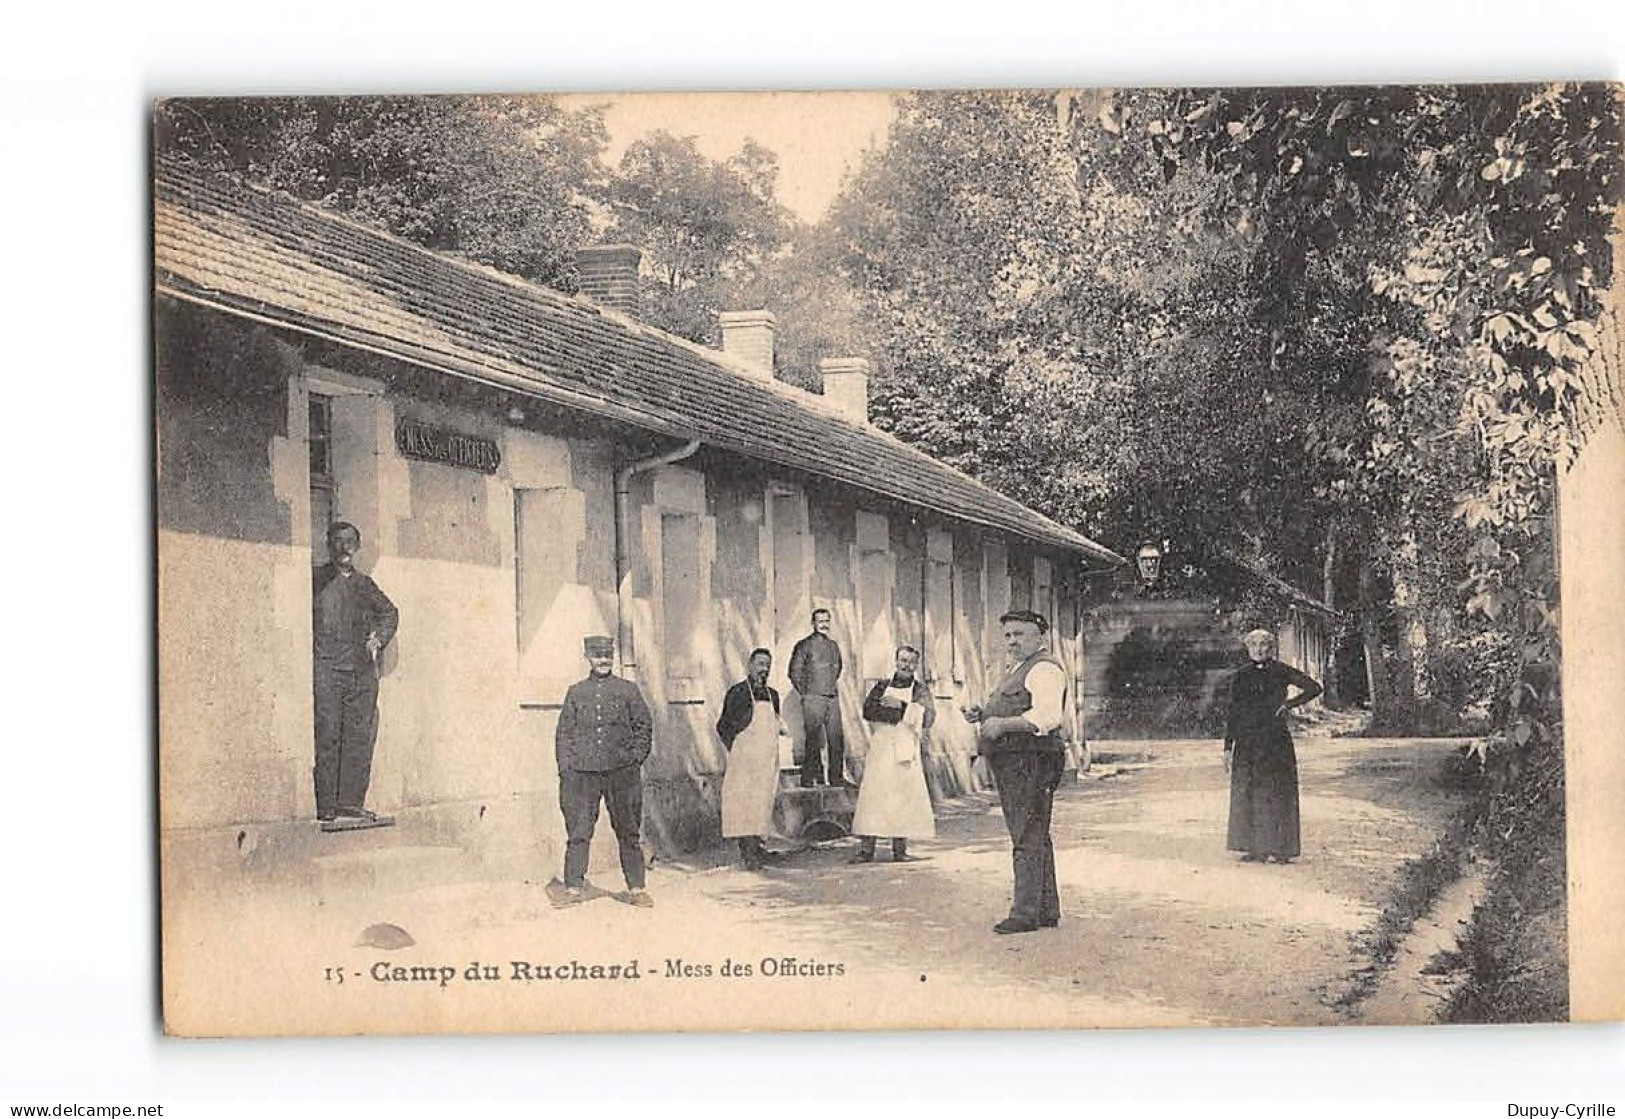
[715,648,786,870]
[851,645,936,862]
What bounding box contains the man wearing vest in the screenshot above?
[962,609,1068,934]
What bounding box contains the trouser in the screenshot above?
[858,836,907,858]
[799,694,847,786]
[989,751,1065,923]
[560,764,647,889]
[313,662,379,817]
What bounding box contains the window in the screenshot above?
[856,511,894,678]
[924,528,954,687]
[1008,549,1032,612]
[662,511,704,681]
[309,393,335,565]
[515,486,571,673]
[955,532,985,686]
[1033,556,1054,636]
[770,490,811,666]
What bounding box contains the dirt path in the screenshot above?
[632,732,1474,1028]
[164,733,1472,1034]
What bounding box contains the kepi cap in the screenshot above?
[582,635,615,656]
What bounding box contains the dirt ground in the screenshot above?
[163,732,1473,1035]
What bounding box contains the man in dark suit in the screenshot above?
[312,521,398,831]
[555,635,655,907]
[788,607,847,787]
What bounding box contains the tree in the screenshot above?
[154,95,611,288]
[604,131,794,344]
[825,89,1350,584]
[737,220,877,390]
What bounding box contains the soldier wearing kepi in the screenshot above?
[962,609,1068,934]
[312,521,398,832]
[554,635,655,908]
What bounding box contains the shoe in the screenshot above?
[993,917,1040,935]
[624,889,655,908]
[1039,917,1059,928]
[317,811,336,823]
[848,850,875,864]
[1240,853,1265,863]
[551,886,587,908]
[892,852,922,863]
[336,806,378,821]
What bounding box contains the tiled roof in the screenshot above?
[153,160,1124,568]
[1216,554,1341,619]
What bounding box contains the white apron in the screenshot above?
[852,684,936,839]
[721,698,781,838]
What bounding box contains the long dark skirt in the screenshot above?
[1226,726,1301,858]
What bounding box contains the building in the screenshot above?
[1079,555,1340,738]
[154,160,1125,882]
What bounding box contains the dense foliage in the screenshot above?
[823,86,1620,743]
[154,97,797,349]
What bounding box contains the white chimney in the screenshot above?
[819,357,872,423]
[719,310,776,379]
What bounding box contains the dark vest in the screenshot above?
[982,650,1066,755]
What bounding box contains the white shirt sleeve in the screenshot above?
[1022,661,1067,735]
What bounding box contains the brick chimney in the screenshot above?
[575,244,643,316]
[719,310,776,380]
[819,357,872,423]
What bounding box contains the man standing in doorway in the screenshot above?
[789,607,848,788]
[312,521,399,831]
[554,635,655,908]
[961,609,1068,934]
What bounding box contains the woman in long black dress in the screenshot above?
[1223,629,1323,864]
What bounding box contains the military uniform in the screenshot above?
[555,651,654,890]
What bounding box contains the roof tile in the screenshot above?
[153,160,1124,567]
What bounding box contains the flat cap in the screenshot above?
[998,609,1049,634]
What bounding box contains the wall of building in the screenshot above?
[157,302,1096,864]
[1078,581,1332,739]
[157,308,314,829]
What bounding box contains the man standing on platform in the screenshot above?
[961,609,1068,935]
[312,521,398,832]
[788,607,848,788]
[554,635,655,908]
